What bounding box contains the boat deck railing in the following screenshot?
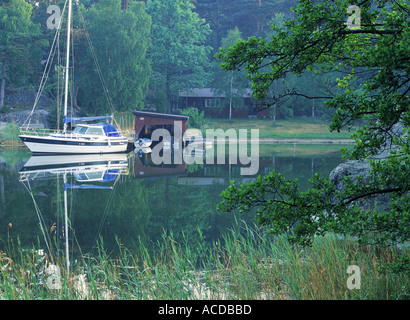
[19,127,60,137]
[20,127,131,139]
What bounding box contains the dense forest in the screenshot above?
[0,0,332,120]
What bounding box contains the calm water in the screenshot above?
[0,144,346,260]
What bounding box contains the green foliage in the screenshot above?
[179,106,208,129]
[0,122,20,144]
[211,27,250,113]
[146,0,212,113]
[194,0,293,50]
[217,0,410,274]
[77,0,151,113]
[0,0,42,67]
[0,0,45,109]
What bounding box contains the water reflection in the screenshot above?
[134,149,188,179]
[18,153,130,272]
[1,145,345,266]
[19,153,129,182]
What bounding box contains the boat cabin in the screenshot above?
[72,123,120,137]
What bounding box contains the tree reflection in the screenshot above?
[1,146,345,258]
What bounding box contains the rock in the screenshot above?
[329,122,406,212]
[329,159,390,212]
[0,108,51,128]
[5,89,54,108]
[0,89,55,128]
[329,160,371,187]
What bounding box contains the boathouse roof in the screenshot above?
[132,110,189,121]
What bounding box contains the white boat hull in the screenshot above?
[134,138,152,148]
[19,134,128,154]
[19,153,129,180]
[21,153,128,169]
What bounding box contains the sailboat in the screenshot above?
[19,0,128,154]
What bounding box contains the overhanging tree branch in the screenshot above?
[343,188,402,205]
[340,29,401,35]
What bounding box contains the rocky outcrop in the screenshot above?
[5,89,54,108]
[329,123,406,212]
[1,89,55,129]
[0,107,51,128]
[329,159,391,211]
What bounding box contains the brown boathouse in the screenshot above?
[132,110,189,139]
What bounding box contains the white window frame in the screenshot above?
[205,98,220,108]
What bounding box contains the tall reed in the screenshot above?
[1,220,408,300]
[0,123,21,146]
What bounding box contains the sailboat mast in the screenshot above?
[63,174,70,274]
[63,0,73,134]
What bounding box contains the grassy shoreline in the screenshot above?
[1,220,408,300]
[205,118,355,140]
[0,117,354,148]
[0,123,22,147]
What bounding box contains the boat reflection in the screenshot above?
[18,153,130,280]
[19,153,129,182]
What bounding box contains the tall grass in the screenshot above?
[0,220,408,300]
[0,123,21,147]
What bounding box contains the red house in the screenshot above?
[178,88,269,118]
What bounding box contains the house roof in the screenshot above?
[179,88,253,98]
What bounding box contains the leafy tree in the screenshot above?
[212,27,250,122]
[0,0,44,110]
[146,0,211,113]
[77,0,151,114]
[216,0,409,273]
[179,106,208,129]
[194,0,295,53]
[260,9,341,121]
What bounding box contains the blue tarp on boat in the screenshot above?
[64,115,112,123]
[99,123,121,137]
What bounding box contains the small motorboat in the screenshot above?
[134,138,152,148]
